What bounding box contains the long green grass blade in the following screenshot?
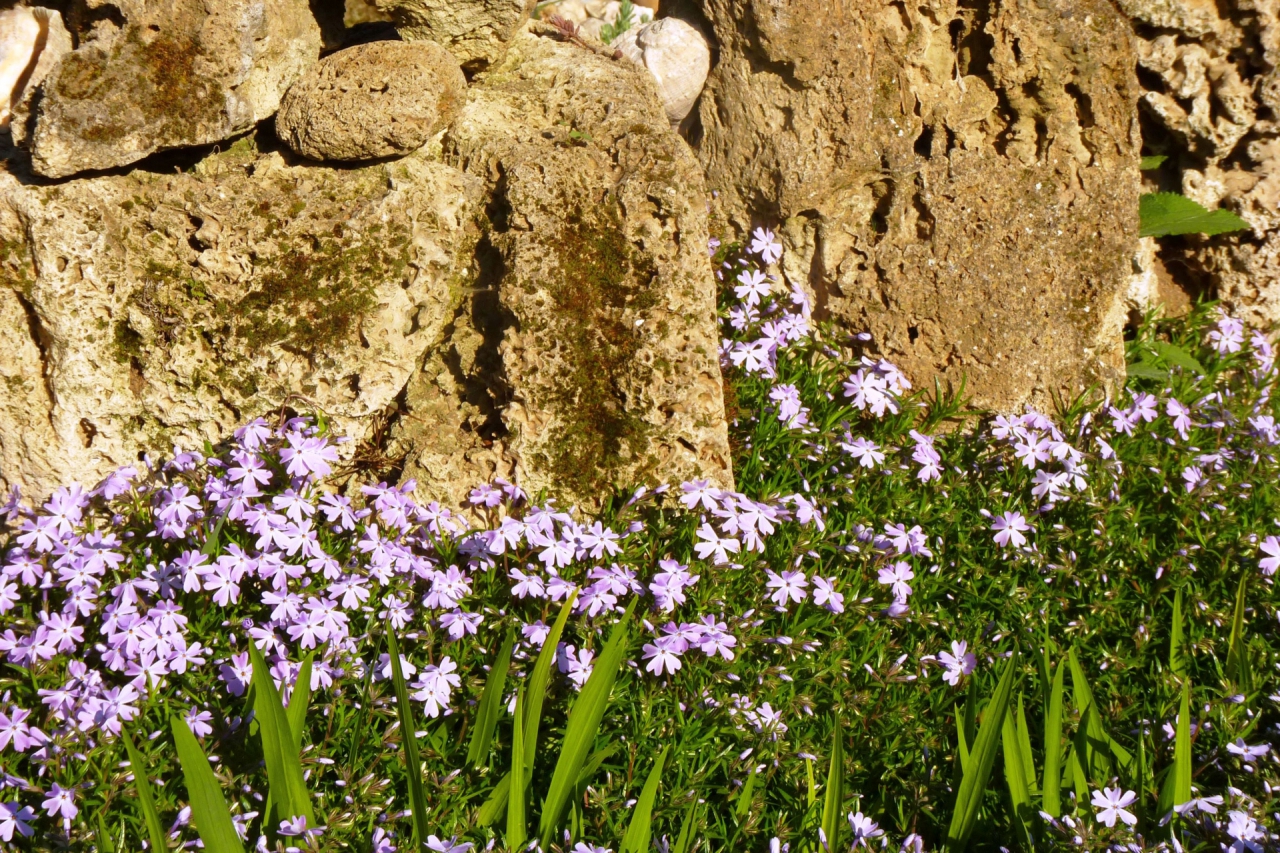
[621,745,669,853]
[467,631,514,768]
[287,652,314,752]
[1068,649,1112,785]
[477,772,511,827]
[1041,661,1065,818]
[508,688,527,852]
[1159,681,1193,815]
[822,722,844,852]
[538,601,634,848]
[946,650,1018,852]
[735,767,758,819]
[1001,703,1033,849]
[575,743,621,788]
[952,680,978,792]
[1015,695,1036,795]
[247,643,314,827]
[95,813,117,853]
[171,716,245,853]
[673,798,699,853]
[1170,588,1185,676]
[386,623,430,852]
[524,593,578,775]
[122,728,168,853]
[1226,574,1252,692]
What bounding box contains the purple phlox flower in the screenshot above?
[1165,398,1192,439]
[1181,465,1204,493]
[680,480,722,512]
[749,227,783,264]
[843,369,898,417]
[0,801,34,841]
[279,815,325,842]
[1226,811,1265,853]
[765,570,808,608]
[377,653,417,681]
[990,511,1030,548]
[1031,470,1067,504]
[811,576,845,614]
[572,843,610,853]
[371,827,398,853]
[1208,313,1245,354]
[426,836,473,853]
[576,581,618,618]
[1013,433,1052,470]
[735,268,773,307]
[185,708,214,739]
[910,430,943,482]
[280,431,339,480]
[840,434,885,469]
[41,783,77,824]
[883,523,932,558]
[642,635,685,677]
[695,616,737,660]
[1090,787,1137,828]
[1257,536,1280,576]
[425,565,472,610]
[577,521,623,561]
[556,643,595,689]
[847,811,884,847]
[521,620,551,648]
[877,562,914,600]
[937,641,977,686]
[410,657,460,718]
[220,652,253,696]
[0,705,47,752]
[1226,739,1270,761]
[509,566,546,599]
[729,339,774,375]
[468,483,504,508]
[768,384,809,428]
[439,609,483,641]
[379,596,414,631]
[545,570,578,603]
[1130,392,1158,423]
[1173,794,1223,816]
[42,484,87,536]
[234,418,273,450]
[1107,405,1138,436]
[693,523,740,566]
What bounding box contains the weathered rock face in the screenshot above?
[1125,0,1280,328]
[28,0,321,178]
[386,30,733,502]
[374,0,534,70]
[0,31,731,506]
[276,41,466,162]
[693,0,1142,413]
[0,6,72,139]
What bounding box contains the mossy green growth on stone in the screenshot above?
[533,200,660,495]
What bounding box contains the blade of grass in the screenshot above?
[171,716,245,853]
[476,772,511,827]
[467,630,514,768]
[1226,574,1252,692]
[945,649,1018,852]
[1068,649,1114,785]
[122,727,168,853]
[1169,588,1185,676]
[1041,660,1065,818]
[673,798,699,853]
[1015,694,1036,795]
[1001,701,1033,849]
[822,721,844,852]
[95,813,116,853]
[386,622,430,853]
[1158,681,1193,816]
[538,601,635,848]
[508,688,527,852]
[735,767,758,819]
[286,652,314,752]
[524,592,578,775]
[574,743,621,788]
[621,745,670,853]
[246,643,314,827]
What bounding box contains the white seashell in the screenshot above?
[615,18,711,126]
[0,7,43,130]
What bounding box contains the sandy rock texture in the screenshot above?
[2,6,72,142]
[385,30,732,502]
[1124,0,1280,328]
[373,0,535,70]
[692,0,1142,413]
[27,0,321,178]
[276,41,466,162]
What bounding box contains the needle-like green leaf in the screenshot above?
[539,601,634,848]
[386,623,430,853]
[1170,588,1185,676]
[247,643,314,828]
[621,745,669,853]
[467,630,514,768]
[171,716,245,853]
[822,721,845,852]
[1158,681,1193,816]
[1227,574,1252,692]
[946,650,1018,852]
[673,798,700,853]
[287,652,313,752]
[1041,661,1065,818]
[1001,699,1033,849]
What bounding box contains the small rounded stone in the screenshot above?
[276,40,466,162]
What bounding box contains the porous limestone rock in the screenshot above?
[1125,0,1280,328]
[384,29,733,502]
[692,0,1142,413]
[276,41,466,162]
[28,0,321,178]
[0,141,485,501]
[373,0,535,70]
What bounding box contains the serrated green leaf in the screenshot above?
[122,728,168,853]
[1128,360,1170,380]
[171,716,245,853]
[1152,342,1205,375]
[467,631,514,768]
[621,745,669,853]
[1139,192,1250,238]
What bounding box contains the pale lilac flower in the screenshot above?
[411,658,460,718]
[1090,787,1137,828]
[693,523,740,565]
[185,708,214,739]
[749,227,783,264]
[877,562,914,600]
[522,620,551,647]
[841,435,885,468]
[42,783,77,823]
[811,576,844,614]
[938,641,976,686]
[679,480,721,512]
[1258,536,1280,576]
[1227,739,1270,761]
[1208,314,1245,354]
[990,511,1030,548]
[371,827,397,853]
[0,802,34,841]
[642,637,684,677]
[1181,465,1204,493]
[765,570,807,608]
[426,836,472,853]
[557,644,595,689]
[735,269,772,307]
[280,433,339,479]
[1166,398,1192,439]
[1174,794,1223,815]
[847,812,884,847]
[1225,811,1265,853]
[769,384,809,428]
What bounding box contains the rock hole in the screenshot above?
[869,179,894,238]
[951,0,994,80]
[677,436,696,453]
[908,325,919,343]
[78,418,97,448]
[1065,82,1095,129]
[914,125,934,158]
[56,257,67,272]
[944,126,958,155]
[911,183,933,240]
